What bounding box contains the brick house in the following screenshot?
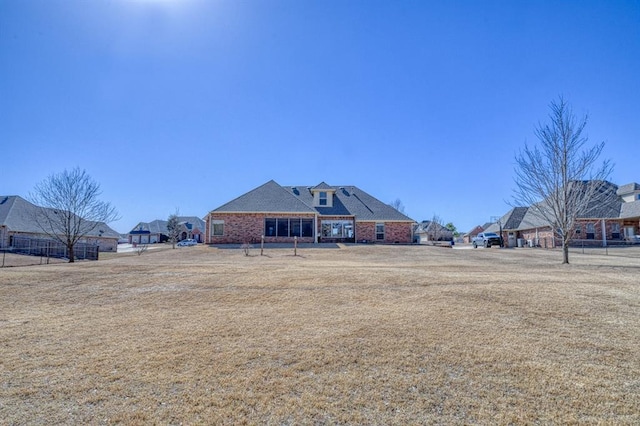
[462,224,486,244]
[484,181,640,247]
[0,195,120,252]
[205,180,415,244]
[127,216,206,244]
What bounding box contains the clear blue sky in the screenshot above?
[2,0,639,234]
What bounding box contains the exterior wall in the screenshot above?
[356,221,413,244]
[622,219,639,237]
[463,226,484,244]
[206,213,415,244]
[5,231,117,252]
[519,228,555,248]
[84,237,118,252]
[206,213,316,244]
[318,215,355,242]
[0,226,7,249]
[517,219,630,248]
[129,233,163,244]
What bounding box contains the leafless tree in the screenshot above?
[29,168,119,263]
[167,210,181,249]
[428,214,445,242]
[136,244,149,256]
[389,198,405,214]
[513,97,613,264]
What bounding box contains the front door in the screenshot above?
[624,226,636,238]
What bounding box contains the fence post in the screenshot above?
[261,235,264,256]
[294,236,297,256]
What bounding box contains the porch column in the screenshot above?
[601,219,607,247]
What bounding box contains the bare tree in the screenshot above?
[136,244,149,256]
[29,168,119,263]
[513,97,613,264]
[167,210,181,249]
[428,214,444,242]
[389,198,405,214]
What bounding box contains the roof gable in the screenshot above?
[311,182,334,191]
[213,180,316,214]
[211,181,415,221]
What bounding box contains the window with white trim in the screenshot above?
[211,220,224,236]
[375,223,385,240]
[586,223,595,239]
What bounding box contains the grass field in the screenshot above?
[1,244,638,424]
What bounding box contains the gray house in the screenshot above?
[127,216,206,244]
[0,195,120,252]
[413,220,454,244]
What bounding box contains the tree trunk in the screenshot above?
[562,241,569,264]
[67,243,75,263]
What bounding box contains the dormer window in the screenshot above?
[311,183,335,207]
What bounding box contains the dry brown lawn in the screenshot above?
[1,244,638,424]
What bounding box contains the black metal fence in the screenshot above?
[9,236,99,261]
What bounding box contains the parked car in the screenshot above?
[177,239,197,247]
[472,232,503,248]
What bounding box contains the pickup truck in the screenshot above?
[472,232,503,248]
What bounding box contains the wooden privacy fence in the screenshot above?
[9,236,99,261]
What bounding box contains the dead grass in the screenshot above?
[0,245,638,424]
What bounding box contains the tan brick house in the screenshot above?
[205,180,415,244]
[0,195,120,252]
[484,181,640,248]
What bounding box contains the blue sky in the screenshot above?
[2,0,639,234]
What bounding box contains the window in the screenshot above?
[211,220,224,236]
[319,191,327,206]
[586,223,595,239]
[277,219,289,237]
[320,220,354,238]
[612,223,621,239]
[301,219,314,237]
[291,220,301,237]
[265,218,314,238]
[265,219,277,237]
[376,223,385,240]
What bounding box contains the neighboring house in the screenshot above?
[485,181,640,248]
[462,224,486,244]
[205,180,415,244]
[128,216,206,244]
[413,220,454,244]
[0,195,120,252]
[483,207,529,247]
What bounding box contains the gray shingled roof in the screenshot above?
[128,217,205,234]
[0,195,120,238]
[212,180,414,221]
[484,207,529,233]
[214,180,317,214]
[620,200,640,219]
[616,182,640,196]
[312,182,334,190]
[490,181,629,231]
